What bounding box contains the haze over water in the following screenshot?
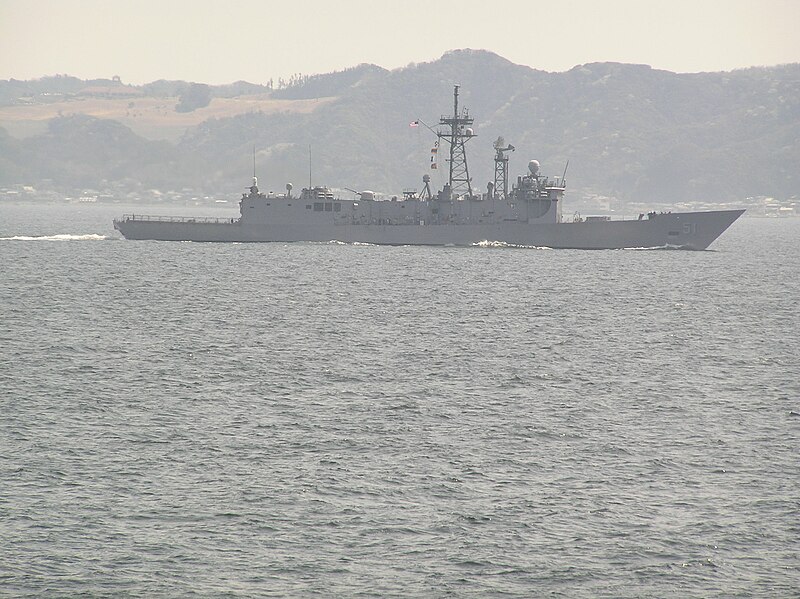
[1,203,798,597]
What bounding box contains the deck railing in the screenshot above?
[116,214,239,224]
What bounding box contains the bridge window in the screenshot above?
[314,203,324,212]
[334,203,341,212]
[325,203,333,211]
[306,204,312,209]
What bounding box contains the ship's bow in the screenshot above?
[689,209,745,249]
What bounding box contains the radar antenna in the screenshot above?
[492,136,515,200]
[437,85,475,198]
[420,174,433,200]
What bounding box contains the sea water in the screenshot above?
[1,202,798,597]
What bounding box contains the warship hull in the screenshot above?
[114,209,744,250]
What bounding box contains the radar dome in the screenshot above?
[286,183,293,192]
[423,174,431,182]
[528,160,540,175]
[465,127,474,136]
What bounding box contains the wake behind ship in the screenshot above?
[114,86,743,249]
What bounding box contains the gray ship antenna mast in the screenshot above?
[252,145,258,189]
[493,136,515,199]
[248,146,259,194]
[437,84,475,197]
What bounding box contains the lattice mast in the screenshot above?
[493,137,515,200]
[437,85,475,197]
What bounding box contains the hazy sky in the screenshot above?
[2,0,798,84]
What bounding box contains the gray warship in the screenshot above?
[114,86,743,249]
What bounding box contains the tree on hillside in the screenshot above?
[175,83,211,113]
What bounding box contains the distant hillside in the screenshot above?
[1,50,798,205]
[269,64,388,100]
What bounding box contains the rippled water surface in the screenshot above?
[1,203,798,597]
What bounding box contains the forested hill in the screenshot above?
[1,49,798,205]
